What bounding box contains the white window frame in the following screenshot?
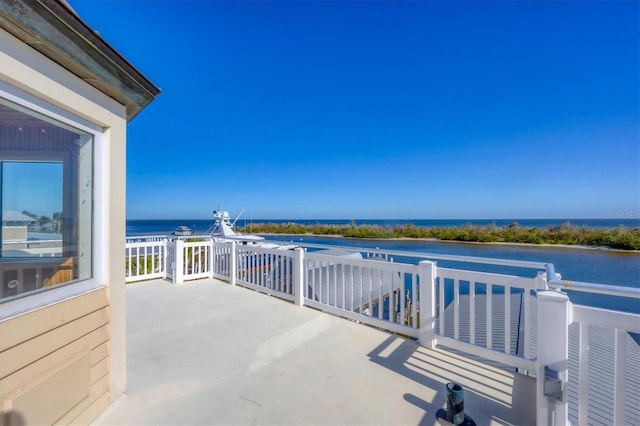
[0,80,107,321]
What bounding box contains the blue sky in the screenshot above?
[3,162,62,217]
[72,0,639,220]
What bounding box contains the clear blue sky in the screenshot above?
[72,0,639,220]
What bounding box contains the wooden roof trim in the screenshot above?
[0,0,160,121]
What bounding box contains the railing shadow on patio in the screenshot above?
[367,334,536,425]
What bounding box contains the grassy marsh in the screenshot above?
[237,221,640,251]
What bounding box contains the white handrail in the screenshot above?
[547,279,640,298]
[295,241,548,269]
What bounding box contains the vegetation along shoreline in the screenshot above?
[236,221,640,251]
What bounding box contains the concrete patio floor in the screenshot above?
[93,278,535,426]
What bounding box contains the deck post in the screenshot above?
[230,241,237,286]
[174,238,184,284]
[208,238,215,279]
[536,290,570,426]
[162,238,169,280]
[418,260,437,349]
[294,247,305,306]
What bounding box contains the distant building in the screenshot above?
[1,210,37,226]
[0,1,159,424]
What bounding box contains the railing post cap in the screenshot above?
[537,290,569,302]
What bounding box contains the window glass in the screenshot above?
[0,98,93,300]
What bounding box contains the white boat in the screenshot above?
[205,208,296,249]
[206,209,254,239]
[173,225,192,236]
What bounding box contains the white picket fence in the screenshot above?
[124,236,640,425]
[124,238,166,282]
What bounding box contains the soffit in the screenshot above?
[0,0,160,121]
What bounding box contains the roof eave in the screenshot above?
[0,0,161,121]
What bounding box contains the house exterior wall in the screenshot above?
[0,25,127,425]
[1,227,26,242]
[0,288,110,425]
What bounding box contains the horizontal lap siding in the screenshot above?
[0,288,110,425]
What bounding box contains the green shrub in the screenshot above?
[236,222,640,250]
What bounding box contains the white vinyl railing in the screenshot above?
[571,305,640,425]
[434,267,540,371]
[125,239,167,283]
[124,237,639,426]
[174,239,212,282]
[234,244,297,301]
[303,251,422,338]
[211,241,233,280]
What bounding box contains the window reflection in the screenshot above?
[2,162,63,257]
[0,98,93,300]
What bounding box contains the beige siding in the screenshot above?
[1,21,130,423]
[0,287,110,425]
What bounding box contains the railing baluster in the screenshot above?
[127,248,131,277]
[487,283,493,350]
[438,277,445,336]
[524,289,530,360]
[136,246,141,276]
[614,329,626,426]
[335,263,340,308]
[505,285,511,354]
[400,274,406,326]
[311,259,316,300]
[454,279,459,340]
[368,267,373,316]
[387,273,393,323]
[284,253,288,293]
[341,264,346,310]
[348,265,354,311]
[272,253,276,290]
[275,253,279,291]
[470,281,475,344]
[262,253,267,289]
[287,254,292,294]
[318,259,322,301]
[316,260,321,302]
[324,261,328,304]
[578,322,589,425]
[254,252,258,286]
[191,244,195,274]
[285,254,290,294]
[412,273,417,328]
[359,266,364,314]
[378,269,383,320]
[320,261,325,304]
[254,252,258,285]
[267,253,272,289]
